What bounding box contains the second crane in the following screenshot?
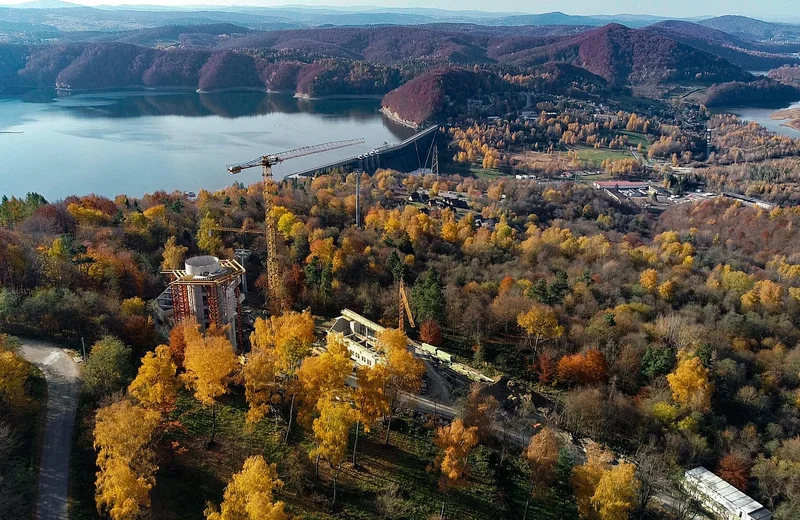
[227,138,364,308]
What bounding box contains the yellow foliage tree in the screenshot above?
[182,328,239,444]
[590,463,640,520]
[197,215,223,256]
[249,310,315,440]
[94,399,161,520]
[161,236,188,271]
[0,349,31,411]
[128,345,178,413]
[658,279,677,301]
[243,346,277,425]
[523,427,562,520]
[205,455,288,520]
[571,446,613,519]
[250,311,315,375]
[377,329,425,446]
[352,363,390,465]
[517,304,564,359]
[309,394,354,504]
[120,296,146,317]
[433,419,479,516]
[667,351,713,412]
[277,212,298,240]
[639,269,658,293]
[295,334,352,429]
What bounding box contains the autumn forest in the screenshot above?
[0,164,799,520]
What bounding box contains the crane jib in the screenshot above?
[225,138,365,175]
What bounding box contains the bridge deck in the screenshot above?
[287,125,438,178]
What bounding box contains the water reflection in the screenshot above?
[0,89,414,199]
[11,88,396,126]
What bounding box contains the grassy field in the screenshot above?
[441,162,511,179]
[617,130,649,149]
[69,387,562,520]
[571,146,632,167]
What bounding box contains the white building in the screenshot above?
[328,309,452,367]
[683,467,772,520]
[327,309,388,367]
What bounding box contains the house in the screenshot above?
[683,467,772,520]
[475,216,499,230]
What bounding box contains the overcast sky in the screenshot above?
[0,0,795,21]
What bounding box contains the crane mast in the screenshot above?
[226,138,364,308]
[399,278,415,332]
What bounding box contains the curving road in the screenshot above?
[20,339,80,520]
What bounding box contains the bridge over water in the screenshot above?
[288,125,440,178]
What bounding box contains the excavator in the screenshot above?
[226,138,364,308]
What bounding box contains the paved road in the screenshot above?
[20,340,80,520]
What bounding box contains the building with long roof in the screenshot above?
[683,467,771,520]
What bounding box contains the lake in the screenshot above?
[715,100,800,139]
[0,89,415,200]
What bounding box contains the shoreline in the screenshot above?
[770,107,800,131]
[293,92,384,101]
[379,107,420,130]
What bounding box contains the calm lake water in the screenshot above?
[716,100,800,139]
[0,89,414,200]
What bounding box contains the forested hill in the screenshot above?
[497,24,753,87]
[381,69,510,126]
[0,42,407,94]
[644,20,800,70]
[0,23,758,95]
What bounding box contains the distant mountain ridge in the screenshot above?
[12,0,79,9]
[645,20,800,70]
[698,15,800,42]
[4,4,798,39]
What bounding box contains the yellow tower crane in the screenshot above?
[399,278,415,332]
[226,138,364,308]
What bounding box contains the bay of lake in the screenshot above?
[0,89,414,200]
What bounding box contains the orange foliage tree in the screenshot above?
[717,452,752,492]
[557,349,608,386]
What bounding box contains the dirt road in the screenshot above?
[19,340,80,520]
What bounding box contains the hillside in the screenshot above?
[645,20,800,70]
[381,68,508,125]
[219,26,494,64]
[769,64,800,86]
[701,77,800,107]
[0,41,405,94]
[491,24,753,87]
[698,15,800,43]
[115,23,252,47]
[218,24,752,90]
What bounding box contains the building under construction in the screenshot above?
[157,256,246,350]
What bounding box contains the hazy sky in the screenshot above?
[0,0,795,20]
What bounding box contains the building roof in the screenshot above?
[685,467,771,519]
[594,181,649,189]
[165,258,245,286]
[341,309,385,334]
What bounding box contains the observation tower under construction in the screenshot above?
[163,255,245,350]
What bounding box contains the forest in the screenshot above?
[1,167,800,519]
[701,78,800,108]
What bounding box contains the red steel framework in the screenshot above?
[163,259,245,350]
